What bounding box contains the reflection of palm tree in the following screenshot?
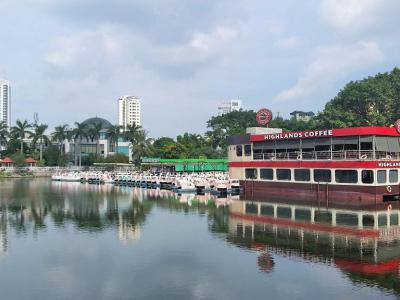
[72,122,88,166]
[11,120,32,154]
[32,123,50,161]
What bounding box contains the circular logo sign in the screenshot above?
[256,108,273,126]
[395,119,400,133]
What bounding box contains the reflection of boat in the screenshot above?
[227,199,400,287]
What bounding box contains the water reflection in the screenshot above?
[0,178,399,299]
[227,199,400,294]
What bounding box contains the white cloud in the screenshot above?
[273,36,301,50]
[273,41,384,103]
[319,0,385,35]
[189,26,238,53]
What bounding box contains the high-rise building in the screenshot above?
[0,80,11,128]
[218,99,242,115]
[118,96,141,130]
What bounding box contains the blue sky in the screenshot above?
[0,0,399,137]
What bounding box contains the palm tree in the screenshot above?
[88,122,103,157]
[123,123,142,144]
[130,130,154,166]
[0,121,8,151]
[32,124,50,161]
[11,120,33,154]
[52,124,69,155]
[106,124,122,154]
[72,122,88,166]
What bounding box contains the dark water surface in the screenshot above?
[0,178,399,300]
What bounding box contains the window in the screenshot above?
[361,170,374,184]
[245,203,258,214]
[294,169,310,182]
[245,168,257,179]
[244,144,252,156]
[389,170,398,183]
[260,168,273,180]
[377,170,387,184]
[335,170,358,183]
[236,145,243,157]
[276,169,291,181]
[314,169,331,182]
[277,207,291,219]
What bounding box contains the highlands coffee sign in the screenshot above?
[264,129,333,140]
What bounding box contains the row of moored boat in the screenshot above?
[51,172,241,194]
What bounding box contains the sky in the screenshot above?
[0,0,399,137]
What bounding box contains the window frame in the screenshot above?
[313,169,331,183]
[245,168,258,179]
[335,169,358,184]
[276,169,292,181]
[294,169,311,182]
[260,168,274,180]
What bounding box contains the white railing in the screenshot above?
[253,150,399,161]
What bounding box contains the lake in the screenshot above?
[0,178,399,300]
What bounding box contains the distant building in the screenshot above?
[0,80,11,128]
[118,96,141,130]
[218,99,242,115]
[290,110,315,122]
[64,117,132,162]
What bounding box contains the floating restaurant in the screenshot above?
[227,109,400,206]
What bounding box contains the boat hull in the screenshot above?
[241,180,399,207]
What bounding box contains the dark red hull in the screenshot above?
[241,180,400,207]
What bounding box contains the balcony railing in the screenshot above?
[253,150,399,161]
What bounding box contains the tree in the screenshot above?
[123,123,142,144]
[317,67,400,128]
[206,110,258,153]
[0,121,8,151]
[11,120,33,155]
[72,122,88,167]
[106,124,122,154]
[32,123,50,162]
[52,124,69,155]
[88,122,103,157]
[130,130,154,166]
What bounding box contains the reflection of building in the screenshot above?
[218,99,242,115]
[0,80,11,128]
[0,208,8,257]
[289,110,315,122]
[118,214,141,244]
[228,199,400,281]
[118,96,141,130]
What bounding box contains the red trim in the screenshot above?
[230,212,379,238]
[335,257,400,275]
[229,160,400,169]
[250,126,400,142]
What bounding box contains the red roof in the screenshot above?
[2,157,13,163]
[25,157,36,163]
[250,126,400,142]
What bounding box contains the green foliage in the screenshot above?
[317,67,400,128]
[11,153,27,167]
[43,145,68,166]
[95,153,129,164]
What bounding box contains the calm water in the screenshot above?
[0,178,399,300]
